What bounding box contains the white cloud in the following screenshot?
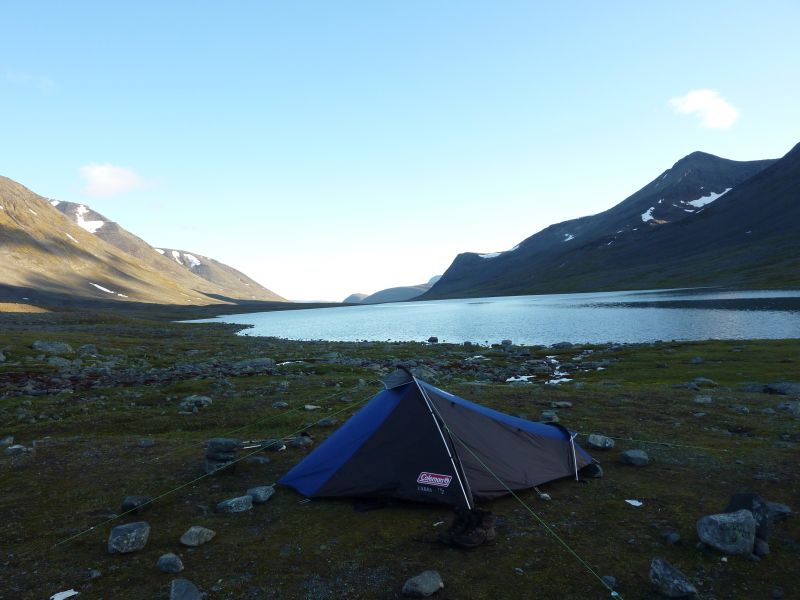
[79,164,146,197]
[4,70,55,92]
[669,89,739,129]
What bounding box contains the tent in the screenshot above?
[279,370,593,509]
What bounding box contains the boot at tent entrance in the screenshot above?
[280,369,595,508]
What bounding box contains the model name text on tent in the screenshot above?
[417,472,453,487]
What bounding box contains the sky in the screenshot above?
[2,2,799,301]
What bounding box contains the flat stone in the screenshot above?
[587,434,615,450]
[32,340,74,354]
[247,485,276,504]
[107,522,150,554]
[157,553,184,573]
[693,395,713,404]
[4,444,26,456]
[765,381,800,395]
[170,578,202,600]
[402,570,444,597]
[696,509,756,555]
[291,435,314,448]
[540,410,559,423]
[216,495,253,513]
[316,417,338,427]
[120,495,152,514]
[649,557,697,598]
[622,449,649,466]
[180,525,216,547]
[272,401,289,409]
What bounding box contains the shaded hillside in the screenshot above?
[423,147,791,299]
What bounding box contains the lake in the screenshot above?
[189,288,800,346]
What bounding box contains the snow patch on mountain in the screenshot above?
[75,205,105,233]
[50,200,61,207]
[154,248,165,254]
[641,207,655,222]
[479,245,520,259]
[184,253,201,268]
[89,282,115,294]
[563,233,575,242]
[687,188,732,208]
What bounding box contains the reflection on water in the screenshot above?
[189,288,800,345]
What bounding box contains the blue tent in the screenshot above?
[280,372,592,508]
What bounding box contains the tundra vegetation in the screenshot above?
[0,307,797,599]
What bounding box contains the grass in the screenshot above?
[0,311,798,599]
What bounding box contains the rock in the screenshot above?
[741,383,767,393]
[272,401,289,409]
[47,356,73,368]
[601,575,617,590]
[693,377,717,387]
[696,509,756,555]
[427,337,439,344]
[231,358,276,374]
[672,382,699,391]
[622,449,649,466]
[4,444,26,456]
[587,434,615,450]
[765,381,800,395]
[78,344,98,355]
[170,578,202,600]
[693,395,713,404]
[540,410,559,423]
[765,501,792,524]
[663,531,681,545]
[402,570,444,597]
[0,435,14,446]
[754,538,770,556]
[207,437,241,451]
[180,395,212,410]
[550,401,573,409]
[216,495,253,513]
[724,493,771,540]
[291,435,314,448]
[180,525,216,547]
[32,340,74,354]
[157,553,184,573]
[107,522,150,554]
[247,485,276,503]
[316,417,338,427]
[776,401,800,417]
[304,404,322,411]
[120,495,153,514]
[649,557,697,598]
[138,438,155,448]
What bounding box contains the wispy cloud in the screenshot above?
[4,70,55,93]
[79,164,147,197]
[669,89,739,129]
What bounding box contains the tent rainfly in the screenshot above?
[279,370,593,508]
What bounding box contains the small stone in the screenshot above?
[170,578,202,600]
[291,435,314,448]
[304,404,322,411]
[206,438,240,451]
[587,434,615,450]
[622,449,649,466]
[157,553,184,574]
[247,485,276,503]
[4,444,26,456]
[693,395,713,404]
[180,525,216,547]
[693,377,717,387]
[120,495,152,514]
[514,567,524,575]
[540,410,559,423]
[402,570,444,597]
[550,401,573,409]
[272,401,289,409]
[649,557,697,598]
[180,395,212,410]
[216,495,253,513]
[107,522,150,554]
[601,575,617,590]
[316,417,338,427]
[87,569,102,579]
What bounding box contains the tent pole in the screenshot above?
[415,378,473,510]
[569,433,579,481]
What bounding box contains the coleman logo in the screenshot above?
[417,472,453,487]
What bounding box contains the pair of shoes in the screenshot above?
[437,507,472,545]
[438,508,496,548]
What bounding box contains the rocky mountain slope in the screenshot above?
[423,145,797,299]
[0,177,285,305]
[53,200,283,302]
[344,276,441,304]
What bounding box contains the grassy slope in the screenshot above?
[0,311,798,599]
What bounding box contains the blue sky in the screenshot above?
[3,2,799,301]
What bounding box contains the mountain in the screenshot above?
[422,147,795,299]
[53,199,283,302]
[0,177,285,305]
[344,276,442,304]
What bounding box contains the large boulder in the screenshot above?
[649,557,697,598]
[724,493,771,540]
[107,522,150,554]
[696,509,756,555]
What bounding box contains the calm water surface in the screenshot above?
[190,289,800,345]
